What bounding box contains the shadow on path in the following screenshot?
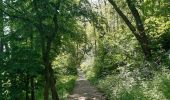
[68,69,105,100]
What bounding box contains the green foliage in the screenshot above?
[0,0,170,99]
[81,1,170,100]
[160,30,170,51]
[118,87,146,100]
[94,27,140,78]
[57,75,76,100]
[85,64,170,100]
[0,0,88,99]
[34,76,76,100]
[159,76,170,99]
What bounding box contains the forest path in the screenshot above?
[67,68,105,100]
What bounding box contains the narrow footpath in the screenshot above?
[68,69,105,100]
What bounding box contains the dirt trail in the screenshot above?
[68,69,105,100]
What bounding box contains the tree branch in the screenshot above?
[108,0,140,38]
[0,8,38,28]
[126,0,145,34]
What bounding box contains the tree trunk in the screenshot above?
[30,77,35,100]
[108,0,151,60]
[49,67,59,100]
[44,84,49,100]
[26,74,30,100]
[0,40,2,52]
[126,0,151,59]
[34,0,61,99]
[41,38,59,100]
[0,0,3,52]
[44,69,49,100]
[44,61,59,100]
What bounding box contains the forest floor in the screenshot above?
[67,69,105,100]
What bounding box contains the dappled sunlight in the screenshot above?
[0,0,169,99]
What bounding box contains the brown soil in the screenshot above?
[67,69,105,100]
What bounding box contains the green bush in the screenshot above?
[57,75,77,100]
[85,64,170,100]
[118,87,147,100]
[159,77,170,99]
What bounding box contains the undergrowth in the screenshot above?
[82,63,170,100]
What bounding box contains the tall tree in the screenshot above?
[108,0,151,59]
[0,0,3,52]
[0,0,3,99]
[32,0,60,99]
